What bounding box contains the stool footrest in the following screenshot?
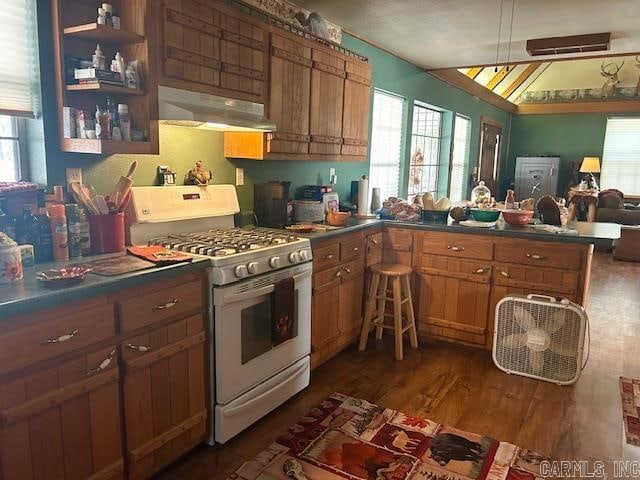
[375,295,409,305]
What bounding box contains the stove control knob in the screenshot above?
[247,261,259,274]
[299,250,309,261]
[234,265,248,278]
[288,252,300,264]
[269,256,281,269]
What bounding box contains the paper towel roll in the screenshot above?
[357,175,369,216]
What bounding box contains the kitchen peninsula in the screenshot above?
[305,219,619,367]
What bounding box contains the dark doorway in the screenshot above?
[474,117,503,198]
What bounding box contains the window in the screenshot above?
[408,104,442,200]
[368,90,405,200]
[0,116,22,182]
[601,117,640,196]
[449,115,471,202]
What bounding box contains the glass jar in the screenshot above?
[471,181,491,206]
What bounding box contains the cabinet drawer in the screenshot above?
[313,264,342,288]
[339,257,365,283]
[419,254,492,284]
[421,232,493,261]
[495,239,583,270]
[340,236,364,262]
[493,263,579,295]
[0,304,115,376]
[118,280,203,333]
[313,243,340,271]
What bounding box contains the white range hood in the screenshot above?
[158,85,276,132]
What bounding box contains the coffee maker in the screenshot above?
[254,181,291,228]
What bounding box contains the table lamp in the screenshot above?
[580,156,600,190]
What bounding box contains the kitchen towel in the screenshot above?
[271,277,295,346]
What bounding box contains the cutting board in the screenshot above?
[79,254,156,276]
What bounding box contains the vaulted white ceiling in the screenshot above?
[293,0,640,69]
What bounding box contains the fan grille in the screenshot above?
[494,297,586,384]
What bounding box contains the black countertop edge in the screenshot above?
[302,218,621,245]
[0,255,211,320]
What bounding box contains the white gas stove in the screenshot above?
[126,185,312,445]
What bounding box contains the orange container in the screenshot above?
[48,204,69,261]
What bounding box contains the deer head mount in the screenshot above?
[601,61,624,98]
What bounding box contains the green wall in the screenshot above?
[36,2,511,211]
[507,112,638,195]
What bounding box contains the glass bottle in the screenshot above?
[471,181,491,207]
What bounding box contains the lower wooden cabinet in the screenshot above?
[311,278,341,368]
[0,346,124,480]
[337,263,365,349]
[0,271,208,480]
[122,315,207,480]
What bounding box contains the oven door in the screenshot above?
[213,262,312,404]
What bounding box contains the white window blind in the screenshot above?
[369,90,405,201]
[408,104,442,200]
[449,115,471,202]
[0,0,40,117]
[601,117,640,196]
[0,116,22,182]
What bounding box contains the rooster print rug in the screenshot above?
[228,393,549,480]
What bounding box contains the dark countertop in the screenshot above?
[0,253,211,319]
[301,218,622,246]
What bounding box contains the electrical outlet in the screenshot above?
[235,167,244,186]
[66,167,82,186]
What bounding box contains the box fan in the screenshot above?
[493,294,589,385]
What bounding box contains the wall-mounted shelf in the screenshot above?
[66,84,145,95]
[63,23,144,44]
[61,138,154,155]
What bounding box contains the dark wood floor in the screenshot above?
[158,252,640,479]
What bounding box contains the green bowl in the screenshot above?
[470,208,501,222]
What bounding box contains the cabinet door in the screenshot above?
[219,12,267,101]
[311,278,341,369]
[309,49,345,155]
[365,232,383,267]
[341,60,371,159]
[418,270,490,346]
[0,347,123,480]
[163,0,222,88]
[162,0,266,102]
[122,315,207,480]
[267,33,311,155]
[338,270,364,347]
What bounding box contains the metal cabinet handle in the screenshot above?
[351,247,359,252]
[40,329,78,345]
[447,245,465,252]
[86,349,116,377]
[342,267,352,274]
[322,254,334,260]
[126,344,152,353]
[500,270,511,278]
[526,253,546,260]
[335,270,342,278]
[370,238,379,245]
[472,268,486,274]
[153,299,178,311]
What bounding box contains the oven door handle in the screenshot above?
[220,269,312,305]
[224,359,309,416]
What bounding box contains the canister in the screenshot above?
[0,233,23,284]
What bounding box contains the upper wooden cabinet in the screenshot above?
[161,0,267,102]
[342,60,372,158]
[223,27,371,162]
[267,33,312,155]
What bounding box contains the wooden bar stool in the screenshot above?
[359,263,418,360]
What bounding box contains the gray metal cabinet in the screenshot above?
[514,156,560,203]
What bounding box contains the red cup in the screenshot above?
[89,213,125,254]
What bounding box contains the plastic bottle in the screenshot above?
[49,205,69,261]
[111,8,120,29]
[95,105,104,139]
[118,104,131,141]
[35,207,53,262]
[92,44,106,70]
[78,208,91,256]
[66,204,82,258]
[106,96,117,138]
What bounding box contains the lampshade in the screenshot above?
[580,157,601,173]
